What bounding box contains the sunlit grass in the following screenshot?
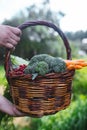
[73,67,87,96]
[0,65,7,86]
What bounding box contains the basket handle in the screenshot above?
[5,20,72,76]
[18,20,71,59]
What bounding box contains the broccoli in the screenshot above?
[35,61,49,75]
[25,61,49,76]
[45,55,54,64]
[24,61,49,80]
[24,62,38,74]
[24,54,67,80]
[50,57,66,73]
[29,54,50,65]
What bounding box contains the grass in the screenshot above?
[0,65,7,86]
[73,67,87,96]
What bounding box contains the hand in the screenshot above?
[0,94,26,117]
[0,25,21,50]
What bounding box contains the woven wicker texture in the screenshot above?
[5,21,75,117]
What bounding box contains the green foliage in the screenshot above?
[0,66,7,86]
[0,115,15,130]
[73,67,87,96]
[0,86,13,123]
[69,40,81,59]
[0,66,15,129]
[16,126,31,130]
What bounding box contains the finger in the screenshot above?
[10,33,21,42]
[12,46,15,51]
[8,38,18,46]
[12,106,27,117]
[10,27,22,35]
[5,43,14,49]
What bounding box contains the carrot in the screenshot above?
[75,65,83,69]
[67,65,75,70]
[78,62,87,67]
[64,59,87,70]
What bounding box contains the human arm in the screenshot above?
[0,25,26,116]
[0,94,25,116]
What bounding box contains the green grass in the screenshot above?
[73,67,87,96]
[0,65,7,86]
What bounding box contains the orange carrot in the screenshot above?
[75,65,83,69]
[64,59,87,70]
[67,65,75,70]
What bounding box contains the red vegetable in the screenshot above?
[9,64,27,76]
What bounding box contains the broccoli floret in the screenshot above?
[44,55,54,66]
[35,61,49,76]
[51,57,66,73]
[24,62,38,74]
[29,54,49,65]
[24,61,49,80]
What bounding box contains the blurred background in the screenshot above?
[0,0,87,130]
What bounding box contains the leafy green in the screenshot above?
[11,55,29,65]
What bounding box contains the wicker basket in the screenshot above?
[5,21,75,118]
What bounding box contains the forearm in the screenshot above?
[0,94,25,116]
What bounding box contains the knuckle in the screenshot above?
[17,37,20,41]
[14,41,18,45]
[6,43,13,49]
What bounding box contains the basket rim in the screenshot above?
[7,69,75,79]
